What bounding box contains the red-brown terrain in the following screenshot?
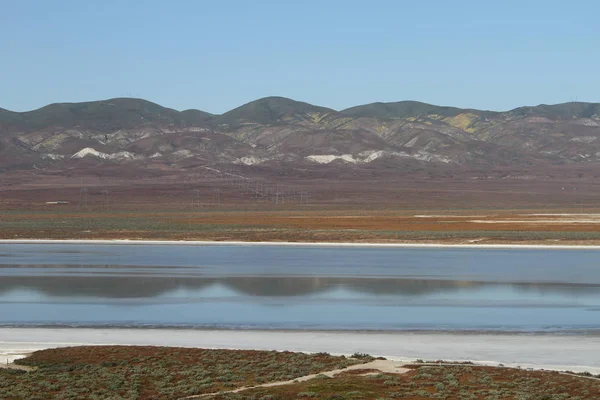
[2,97,600,243]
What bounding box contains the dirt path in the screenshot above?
[559,372,600,381]
[0,363,33,372]
[178,360,409,399]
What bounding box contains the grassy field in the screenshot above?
[2,347,600,400]
[2,209,600,244]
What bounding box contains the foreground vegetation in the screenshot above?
[211,364,600,400]
[2,346,600,399]
[1,346,364,400]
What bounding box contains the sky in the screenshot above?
[1,0,599,114]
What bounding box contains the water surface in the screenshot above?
[1,244,599,332]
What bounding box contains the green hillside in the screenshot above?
[340,101,497,119]
[0,98,212,133]
[216,96,336,125]
[509,102,600,120]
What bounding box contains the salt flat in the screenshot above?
[2,239,600,249]
[2,328,599,374]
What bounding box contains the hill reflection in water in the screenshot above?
[2,262,600,330]
[1,267,599,300]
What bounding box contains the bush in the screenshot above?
[298,392,318,398]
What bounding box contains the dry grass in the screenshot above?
[3,209,600,244]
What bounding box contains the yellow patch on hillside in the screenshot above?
[427,114,445,121]
[41,133,69,146]
[33,133,70,151]
[326,117,353,129]
[444,113,479,133]
[234,130,251,140]
[376,124,388,134]
[310,112,329,124]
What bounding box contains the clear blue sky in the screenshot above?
[1,0,599,113]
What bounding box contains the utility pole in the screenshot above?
[79,188,88,210]
[213,188,221,207]
[274,185,285,205]
[193,189,201,209]
[101,189,110,211]
[299,191,311,205]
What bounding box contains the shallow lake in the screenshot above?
[1,244,599,332]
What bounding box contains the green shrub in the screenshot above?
[298,392,318,398]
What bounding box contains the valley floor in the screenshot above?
[3,209,600,245]
[3,166,600,244]
[2,328,600,373]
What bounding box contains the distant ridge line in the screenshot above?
[2,96,599,117]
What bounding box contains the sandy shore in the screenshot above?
[1,328,599,374]
[2,239,600,249]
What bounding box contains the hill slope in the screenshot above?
[216,96,336,126]
[0,98,213,133]
[1,97,600,171]
[340,101,489,119]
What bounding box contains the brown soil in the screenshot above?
[2,167,600,244]
[2,209,600,245]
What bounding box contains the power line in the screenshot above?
[212,188,222,207]
[193,189,201,209]
[79,188,88,210]
[101,189,110,211]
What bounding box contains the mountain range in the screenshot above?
[2,96,600,172]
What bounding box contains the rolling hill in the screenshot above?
[340,100,491,119]
[1,96,600,172]
[215,96,336,126]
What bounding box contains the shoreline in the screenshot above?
[2,328,600,374]
[3,324,600,336]
[2,238,600,249]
